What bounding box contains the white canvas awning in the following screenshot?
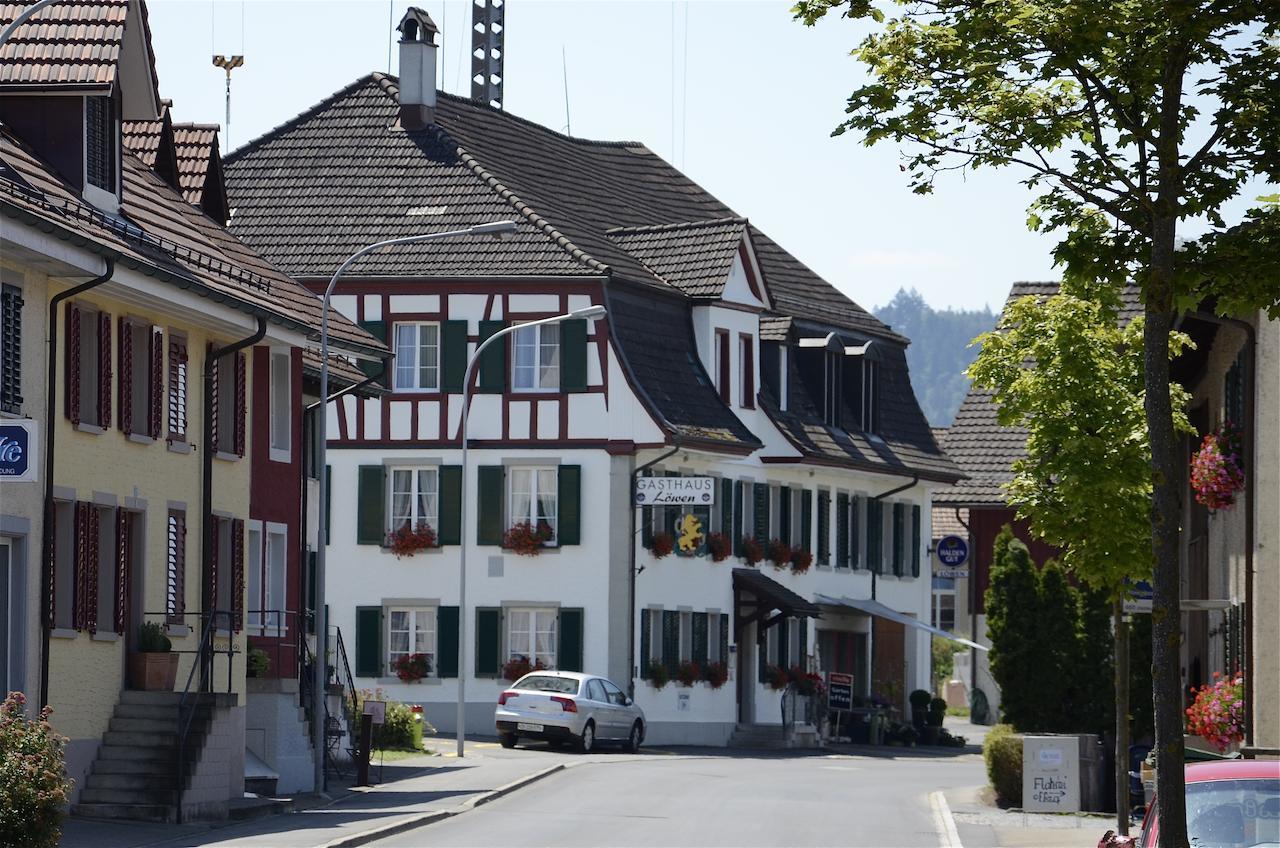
[814,594,988,651]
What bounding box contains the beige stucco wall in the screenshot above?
[45,280,251,750]
[1253,313,1278,750]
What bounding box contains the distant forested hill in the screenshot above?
[874,288,997,427]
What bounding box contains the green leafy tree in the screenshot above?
[792,3,1280,841]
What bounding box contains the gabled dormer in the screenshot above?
[172,124,230,224]
[0,0,163,212]
[762,322,881,436]
[123,99,181,193]
[607,217,768,309]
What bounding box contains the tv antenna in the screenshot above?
[212,54,244,147]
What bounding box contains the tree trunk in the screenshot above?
[1115,597,1130,835]
[1146,213,1188,848]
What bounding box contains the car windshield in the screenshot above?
[516,675,580,695]
[1186,778,1280,847]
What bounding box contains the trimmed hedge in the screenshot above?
[983,724,1023,807]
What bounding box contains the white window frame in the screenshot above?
[932,590,956,632]
[269,348,291,461]
[508,466,558,542]
[389,467,439,532]
[83,96,119,213]
[120,319,155,439]
[512,323,560,391]
[245,520,287,636]
[386,606,437,678]
[506,606,557,669]
[393,322,441,392]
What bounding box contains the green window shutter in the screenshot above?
[693,613,708,665]
[836,493,850,567]
[868,500,883,574]
[752,483,769,546]
[639,610,651,678]
[441,320,468,393]
[893,503,905,576]
[779,486,791,545]
[719,478,734,536]
[477,465,505,545]
[759,628,768,682]
[437,606,459,678]
[560,318,588,393]
[559,608,584,671]
[475,607,502,677]
[799,489,812,554]
[778,619,790,668]
[662,610,679,674]
[557,465,581,545]
[911,504,922,578]
[720,613,729,664]
[437,465,462,546]
[355,606,383,678]
[325,465,332,545]
[732,482,744,556]
[851,496,862,569]
[817,491,830,564]
[799,620,808,663]
[358,321,388,384]
[477,320,506,393]
[356,465,386,545]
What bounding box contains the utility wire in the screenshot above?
[388,0,394,73]
[681,0,689,169]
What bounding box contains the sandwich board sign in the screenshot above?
[827,672,853,711]
[1023,736,1080,812]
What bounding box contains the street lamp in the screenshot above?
[455,303,606,758]
[314,220,517,792]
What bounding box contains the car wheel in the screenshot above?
[576,721,595,754]
[624,721,643,754]
[499,732,518,749]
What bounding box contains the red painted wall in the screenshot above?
[969,507,1061,614]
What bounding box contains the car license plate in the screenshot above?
[516,722,543,732]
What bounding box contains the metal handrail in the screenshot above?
[333,627,360,731]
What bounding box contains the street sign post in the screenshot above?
[1123,580,1153,614]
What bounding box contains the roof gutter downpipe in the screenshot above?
[868,475,919,601]
[627,439,681,699]
[199,318,266,690]
[39,257,116,709]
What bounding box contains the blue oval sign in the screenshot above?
[937,535,968,567]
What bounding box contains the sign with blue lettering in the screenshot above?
[936,535,969,567]
[0,420,37,482]
[1123,580,1154,614]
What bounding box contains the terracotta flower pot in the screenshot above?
[129,652,178,691]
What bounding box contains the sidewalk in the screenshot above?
[59,738,577,848]
[944,783,1115,848]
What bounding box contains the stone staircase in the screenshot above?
[727,723,824,750]
[71,691,225,823]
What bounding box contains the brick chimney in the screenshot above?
[397,8,439,129]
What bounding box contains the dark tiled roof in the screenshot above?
[302,349,386,396]
[0,0,160,100]
[172,124,218,206]
[931,505,968,539]
[934,280,1143,505]
[0,125,382,356]
[606,218,746,298]
[759,315,792,341]
[122,117,162,166]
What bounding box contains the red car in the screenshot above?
[1124,759,1280,847]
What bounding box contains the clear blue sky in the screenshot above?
[146,1,1269,315]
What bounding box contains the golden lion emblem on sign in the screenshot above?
[677,513,705,553]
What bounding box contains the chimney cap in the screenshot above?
[397,7,439,44]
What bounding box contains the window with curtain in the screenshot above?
[509,467,558,540]
[390,467,439,531]
[269,350,291,456]
[507,607,557,668]
[387,607,436,677]
[394,323,440,391]
[513,324,560,390]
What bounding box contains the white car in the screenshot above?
[494,671,645,753]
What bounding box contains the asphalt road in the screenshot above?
[370,749,988,847]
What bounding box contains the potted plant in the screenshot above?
[790,548,813,574]
[790,667,824,698]
[766,539,792,570]
[129,621,178,691]
[502,655,547,681]
[646,659,670,689]
[386,522,437,558]
[909,688,932,729]
[741,536,764,565]
[923,696,947,745]
[246,647,271,679]
[392,652,432,683]
[675,660,702,687]
[703,661,729,689]
[765,664,789,690]
[1190,422,1246,511]
[649,531,675,559]
[706,532,732,563]
[1185,671,1245,753]
[502,521,554,556]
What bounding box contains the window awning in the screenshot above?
[814,594,988,651]
[733,568,822,618]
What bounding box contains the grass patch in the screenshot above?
[368,747,434,762]
[946,706,970,717]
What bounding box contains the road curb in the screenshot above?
[315,763,570,848]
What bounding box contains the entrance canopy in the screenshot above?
[815,594,988,651]
[734,569,822,618]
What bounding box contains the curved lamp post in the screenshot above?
[454,304,606,757]
[314,220,517,791]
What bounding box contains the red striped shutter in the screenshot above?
[209,344,219,452]
[150,328,163,438]
[234,352,246,456]
[118,317,132,434]
[98,312,112,429]
[168,336,187,442]
[169,511,186,623]
[72,502,88,630]
[115,510,129,634]
[232,518,245,631]
[46,509,58,628]
[83,504,101,633]
[209,515,220,624]
[66,306,81,424]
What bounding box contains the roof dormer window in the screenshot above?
[84,95,120,211]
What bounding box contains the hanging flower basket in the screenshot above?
[502,655,548,681]
[392,652,431,682]
[1186,671,1245,753]
[707,532,732,562]
[649,532,675,559]
[741,536,764,565]
[676,660,702,687]
[503,521,554,556]
[767,539,793,570]
[790,549,813,574]
[386,523,437,558]
[1190,422,1245,511]
[703,661,729,689]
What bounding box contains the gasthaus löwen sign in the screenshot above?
[634,476,715,506]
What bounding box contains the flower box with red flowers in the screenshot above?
[675,660,702,687]
[765,664,790,690]
[386,523,437,558]
[767,539,793,570]
[703,661,729,689]
[706,532,732,562]
[790,549,813,574]
[392,652,431,683]
[649,532,675,559]
[740,536,764,565]
[502,521,554,556]
[502,655,548,681]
